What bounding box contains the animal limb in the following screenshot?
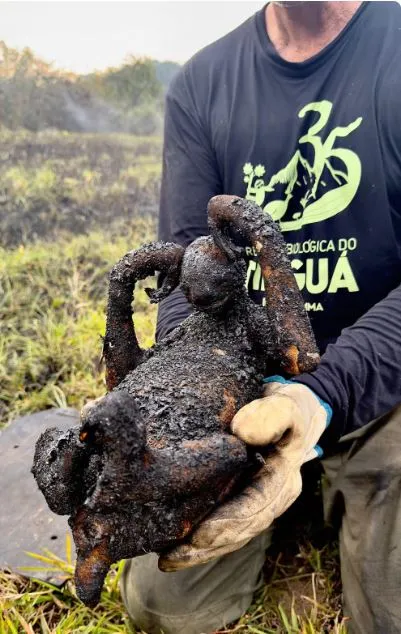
[103,241,184,390]
[208,195,320,374]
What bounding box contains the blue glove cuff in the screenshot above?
[263,374,333,458]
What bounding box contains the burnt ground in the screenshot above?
[0,128,162,247]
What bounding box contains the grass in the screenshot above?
[0,128,162,247]
[0,220,157,425]
[0,545,133,633]
[0,128,345,632]
[0,531,346,633]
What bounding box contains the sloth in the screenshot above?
[32,195,319,607]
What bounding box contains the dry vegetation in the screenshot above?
[0,128,161,247]
[0,128,344,633]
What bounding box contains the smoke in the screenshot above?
[61,87,124,134]
[0,50,177,135]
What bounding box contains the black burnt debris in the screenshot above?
[32,195,319,607]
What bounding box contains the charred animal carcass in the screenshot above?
[32,195,319,607]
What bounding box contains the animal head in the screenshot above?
[179,236,246,314]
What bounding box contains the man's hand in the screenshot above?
[159,377,331,572]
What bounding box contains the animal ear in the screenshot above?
[207,195,320,375]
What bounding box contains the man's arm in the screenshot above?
[298,59,401,445]
[295,282,401,445]
[159,285,401,571]
[156,67,222,341]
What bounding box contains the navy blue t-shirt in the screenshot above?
[157,2,401,442]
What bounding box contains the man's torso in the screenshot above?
[184,1,401,351]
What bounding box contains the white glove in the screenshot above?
[159,377,331,571]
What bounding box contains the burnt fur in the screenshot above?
[32,195,319,606]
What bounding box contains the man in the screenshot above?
[120,2,401,633]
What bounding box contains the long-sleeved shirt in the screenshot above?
[156,1,401,443]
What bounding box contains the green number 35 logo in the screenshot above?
[243,100,363,232]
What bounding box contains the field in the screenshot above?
[0,129,345,633]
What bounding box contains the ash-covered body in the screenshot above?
[32,195,319,607]
[124,298,273,446]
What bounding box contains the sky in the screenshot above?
[0,1,262,73]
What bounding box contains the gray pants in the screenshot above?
[120,406,401,634]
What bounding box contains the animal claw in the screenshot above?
[211,231,243,262]
[145,286,171,303]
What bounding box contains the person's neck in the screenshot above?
[265,1,363,63]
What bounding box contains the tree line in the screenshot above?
[0,41,180,135]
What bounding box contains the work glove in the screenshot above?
[159,376,332,571]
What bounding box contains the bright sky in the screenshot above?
[0,1,263,73]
